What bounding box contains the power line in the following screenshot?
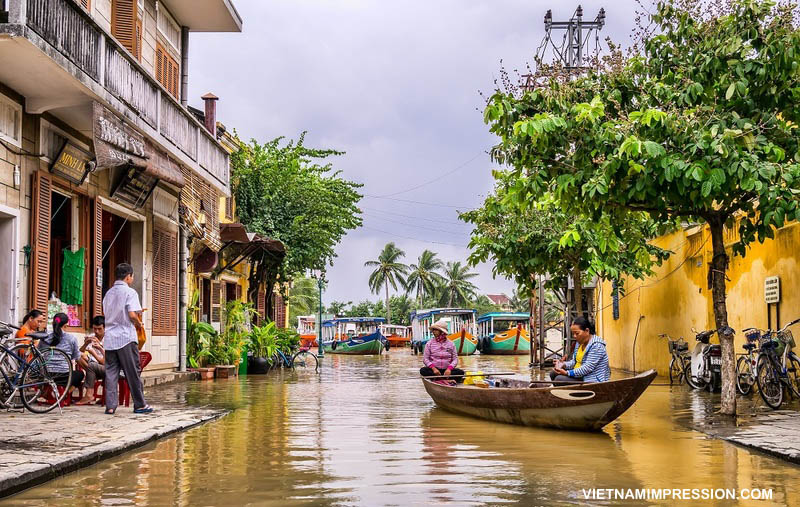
[373,150,487,198]
[363,213,471,236]
[362,194,477,209]
[360,206,470,227]
[360,225,470,248]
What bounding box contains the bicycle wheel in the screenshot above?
[20,348,72,414]
[669,357,681,385]
[0,344,33,409]
[292,349,319,372]
[685,362,706,390]
[756,353,783,409]
[736,355,754,396]
[786,353,800,398]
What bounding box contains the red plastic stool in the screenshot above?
[118,379,131,407]
[41,385,72,407]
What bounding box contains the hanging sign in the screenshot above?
[93,102,148,170]
[50,141,94,185]
[111,165,158,208]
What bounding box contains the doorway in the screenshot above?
[0,207,17,323]
[101,210,131,296]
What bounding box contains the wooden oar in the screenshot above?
[411,372,518,380]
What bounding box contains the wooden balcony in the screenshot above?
[0,0,229,193]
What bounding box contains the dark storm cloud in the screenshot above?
[187,0,642,304]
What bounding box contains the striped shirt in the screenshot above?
[423,336,458,370]
[37,333,80,373]
[102,280,142,351]
[564,335,611,382]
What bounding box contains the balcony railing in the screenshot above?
[5,0,229,189]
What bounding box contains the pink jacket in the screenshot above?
[423,336,458,370]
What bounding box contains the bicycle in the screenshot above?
[661,334,690,385]
[736,327,762,395]
[270,347,319,372]
[0,321,73,413]
[755,318,800,409]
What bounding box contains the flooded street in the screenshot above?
[6,352,800,506]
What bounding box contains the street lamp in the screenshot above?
[311,269,326,357]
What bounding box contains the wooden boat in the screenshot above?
[410,308,478,356]
[422,369,657,431]
[297,315,317,347]
[321,317,385,355]
[478,313,531,355]
[381,324,411,348]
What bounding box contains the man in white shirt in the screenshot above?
[102,263,153,414]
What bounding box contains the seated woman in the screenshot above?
[15,309,46,344]
[36,313,84,389]
[550,317,610,384]
[420,320,465,384]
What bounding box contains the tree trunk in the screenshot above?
[385,282,391,324]
[708,216,736,415]
[572,266,584,318]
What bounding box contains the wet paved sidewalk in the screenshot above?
[0,380,228,497]
[713,411,800,465]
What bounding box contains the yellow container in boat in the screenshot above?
[463,371,485,385]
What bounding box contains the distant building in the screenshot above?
[487,294,512,311]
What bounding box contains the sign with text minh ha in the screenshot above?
[49,141,94,185]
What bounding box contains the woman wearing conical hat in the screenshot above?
[420,319,465,384]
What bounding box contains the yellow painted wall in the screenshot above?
[598,222,800,376]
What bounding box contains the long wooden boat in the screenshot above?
[297,315,318,347]
[422,369,657,431]
[321,317,386,355]
[381,324,411,348]
[478,313,531,355]
[410,308,478,356]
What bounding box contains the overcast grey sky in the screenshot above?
[187,0,641,306]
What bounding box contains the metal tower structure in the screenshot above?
[522,5,606,89]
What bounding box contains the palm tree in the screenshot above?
[365,242,408,324]
[289,277,318,315]
[440,261,479,307]
[405,250,444,306]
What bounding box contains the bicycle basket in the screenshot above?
[668,338,688,354]
[744,329,761,343]
[778,330,796,349]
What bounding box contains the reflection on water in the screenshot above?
[6,353,800,506]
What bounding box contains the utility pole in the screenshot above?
[522,5,606,90]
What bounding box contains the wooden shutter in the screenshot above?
[225,197,233,220]
[92,198,103,316]
[30,172,52,314]
[156,42,180,99]
[78,0,91,10]
[273,294,286,329]
[136,18,143,61]
[111,0,139,57]
[257,290,266,322]
[152,227,177,335]
[235,284,242,302]
[210,280,222,323]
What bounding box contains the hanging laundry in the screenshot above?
[61,247,85,305]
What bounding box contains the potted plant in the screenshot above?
[216,301,254,378]
[248,322,278,374]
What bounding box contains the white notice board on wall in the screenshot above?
[764,276,780,304]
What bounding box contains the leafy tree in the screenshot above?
[461,175,668,315]
[365,243,409,324]
[288,277,319,325]
[231,134,362,320]
[509,287,531,314]
[327,300,352,316]
[438,261,479,307]
[483,0,800,414]
[472,294,501,317]
[345,300,381,318]
[404,250,445,306]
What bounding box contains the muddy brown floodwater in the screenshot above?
[5,353,800,506]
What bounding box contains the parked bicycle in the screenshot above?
[736,327,762,395]
[270,346,319,372]
[755,318,800,409]
[0,321,73,413]
[661,334,690,385]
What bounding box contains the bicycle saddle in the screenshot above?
[26,332,49,341]
[742,343,756,351]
